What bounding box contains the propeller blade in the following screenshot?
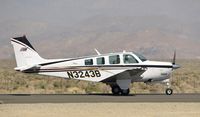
[172,50,176,65]
[171,50,180,69]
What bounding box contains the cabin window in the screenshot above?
[123,54,138,64]
[97,57,105,65]
[109,55,120,64]
[85,59,93,65]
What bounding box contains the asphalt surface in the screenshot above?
[0,94,200,104]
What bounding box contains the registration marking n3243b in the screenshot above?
[67,70,101,78]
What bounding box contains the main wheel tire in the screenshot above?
[111,86,121,95]
[165,88,173,95]
[121,89,130,96]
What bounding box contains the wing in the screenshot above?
[101,68,146,83]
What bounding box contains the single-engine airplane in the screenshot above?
[11,35,180,95]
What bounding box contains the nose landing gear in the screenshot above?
[166,88,173,95]
[165,81,173,95]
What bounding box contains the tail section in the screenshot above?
[11,35,46,69]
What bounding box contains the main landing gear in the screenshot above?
[111,85,130,96]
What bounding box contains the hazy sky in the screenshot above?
[0,0,200,59]
[1,0,200,26]
[0,0,199,40]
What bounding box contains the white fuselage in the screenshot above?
[37,52,173,83]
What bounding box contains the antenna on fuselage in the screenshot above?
[94,48,101,55]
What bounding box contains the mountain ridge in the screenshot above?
[1,16,200,59]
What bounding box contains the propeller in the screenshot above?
[172,50,180,69]
[168,50,180,92]
[172,50,176,65]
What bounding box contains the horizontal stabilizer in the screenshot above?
[14,64,41,72]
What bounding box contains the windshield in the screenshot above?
[134,53,147,62]
[123,54,138,64]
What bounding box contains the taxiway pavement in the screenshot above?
[0,93,199,104]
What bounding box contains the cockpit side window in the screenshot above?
[85,59,93,65]
[109,55,120,64]
[123,54,138,64]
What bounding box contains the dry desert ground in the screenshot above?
[0,103,200,117]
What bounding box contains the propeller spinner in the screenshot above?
[172,50,180,69]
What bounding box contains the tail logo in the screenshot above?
[20,47,27,52]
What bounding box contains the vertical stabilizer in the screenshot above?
[11,35,46,67]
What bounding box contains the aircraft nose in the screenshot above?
[171,50,180,70]
[172,64,180,69]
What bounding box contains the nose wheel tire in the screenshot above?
[165,88,173,95]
